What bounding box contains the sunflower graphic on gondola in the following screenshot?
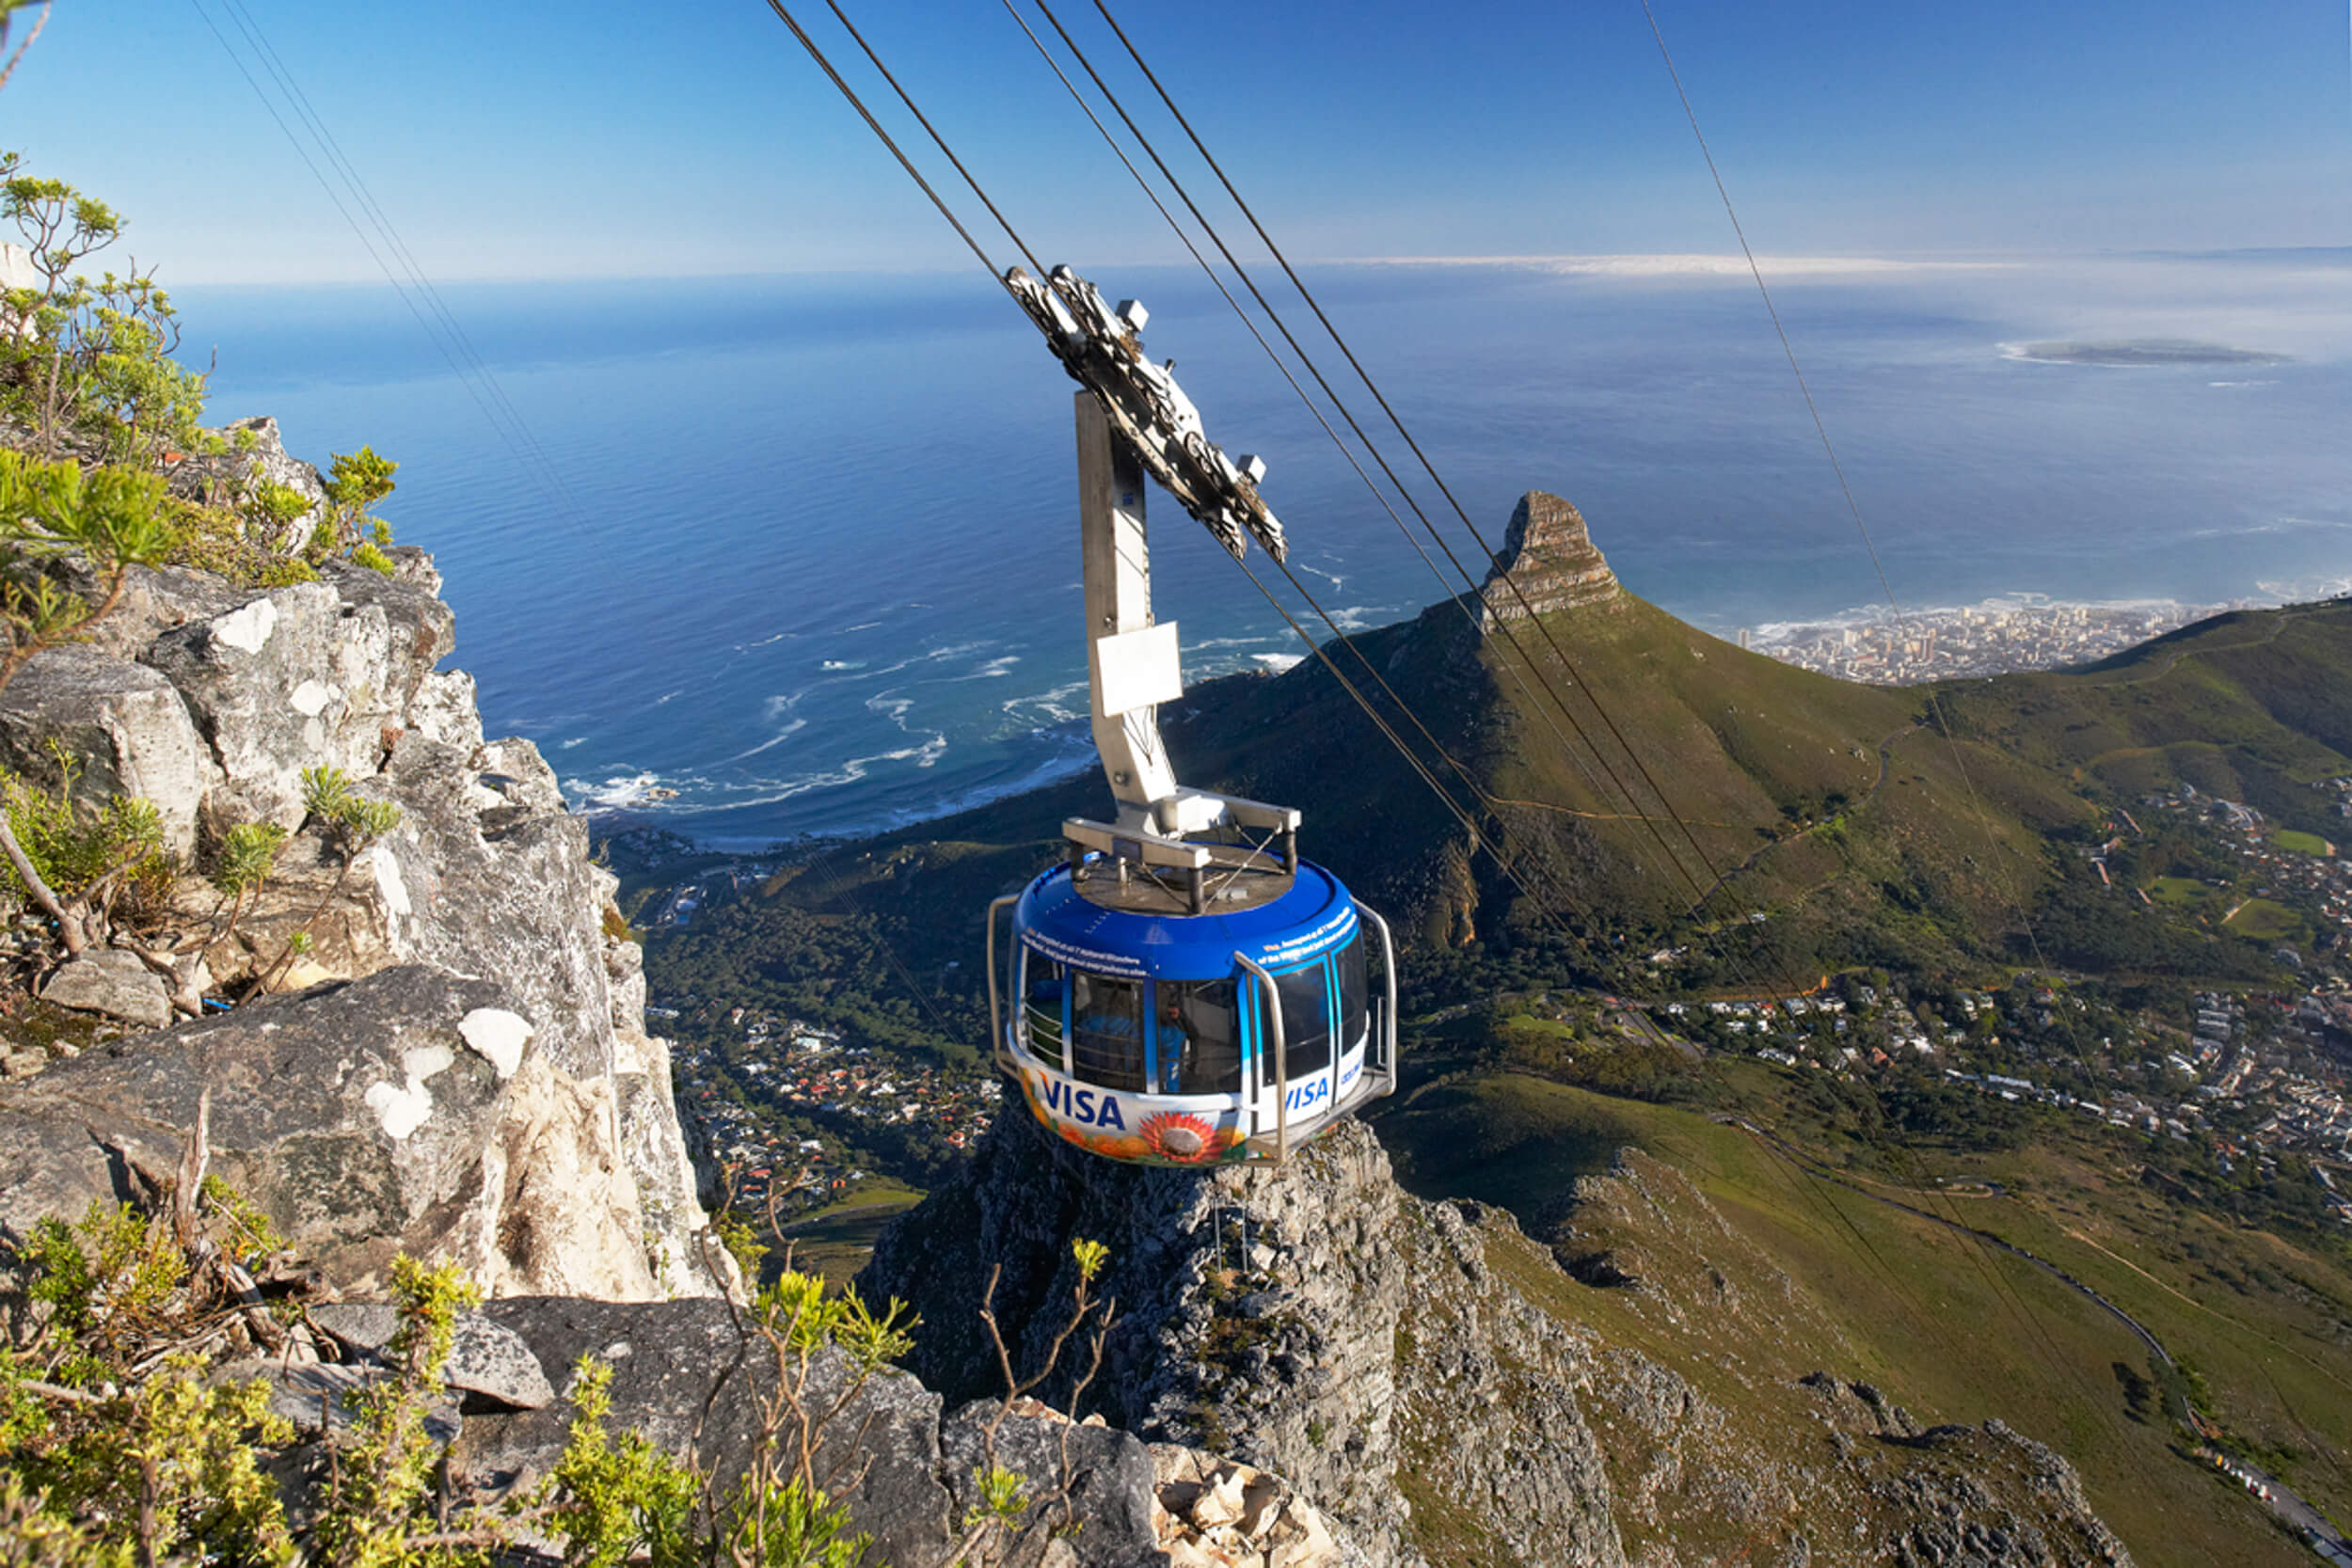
[1137,1110,1224,1164]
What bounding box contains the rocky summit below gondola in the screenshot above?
[859,1108,2135,1568]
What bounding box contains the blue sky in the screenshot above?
[0,0,2344,282]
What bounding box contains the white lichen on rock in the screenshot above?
[211,596,278,654]
[365,1043,454,1140]
[458,1006,532,1079]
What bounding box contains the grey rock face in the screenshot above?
[366,734,612,1082]
[1867,1423,2135,1567]
[859,1111,1626,1568]
[866,1113,2145,1568]
[457,1296,1210,1568]
[1392,1198,1623,1567]
[0,643,219,855]
[306,1302,557,1410]
[939,1399,1164,1566]
[0,966,664,1298]
[143,563,452,833]
[1479,490,1620,631]
[214,1357,463,1447]
[40,949,171,1028]
[0,519,726,1303]
[458,1297,956,1568]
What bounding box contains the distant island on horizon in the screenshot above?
[2004,337,2292,367]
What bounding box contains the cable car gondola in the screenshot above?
[983,268,1400,1164]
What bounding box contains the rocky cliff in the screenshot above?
[1478,490,1620,631]
[0,423,1360,1566]
[861,1111,2136,1568]
[0,421,725,1300]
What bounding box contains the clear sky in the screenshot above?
[0,0,2344,283]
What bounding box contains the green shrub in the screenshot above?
[0,151,212,468]
[160,494,319,589]
[0,1166,1103,1565]
[0,753,174,915]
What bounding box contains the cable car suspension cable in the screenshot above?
[1065,9,2009,1127]
[187,0,592,541]
[757,0,1005,280]
[757,5,2021,1320]
[761,1,1817,1051]
[1632,0,2145,1445]
[812,0,1053,282]
[208,0,589,538]
[1005,2,1847,1003]
[1013,0,1678,837]
[1630,0,2076,1007]
[755,1,1595,945]
[1068,0,1773,925]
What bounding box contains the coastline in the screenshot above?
[590,588,2352,864]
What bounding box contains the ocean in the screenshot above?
[176,251,2352,846]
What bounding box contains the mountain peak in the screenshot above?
[1480,490,1619,629]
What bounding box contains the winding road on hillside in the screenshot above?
[2069,604,2307,689]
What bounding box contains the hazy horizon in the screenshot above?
[5,2,2344,285]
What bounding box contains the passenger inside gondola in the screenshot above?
[1161,979,1241,1094]
[1070,972,1146,1091]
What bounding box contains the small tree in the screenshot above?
[0,152,122,459]
[322,445,397,553]
[80,267,210,467]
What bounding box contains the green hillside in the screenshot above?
[1370,1066,2352,1568]
[1944,604,2352,830]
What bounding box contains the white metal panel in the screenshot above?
[1095,621,1184,717]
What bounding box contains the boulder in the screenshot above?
[366,734,615,1082]
[863,1115,1436,1565]
[40,949,171,1028]
[939,1397,1164,1567]
[0,1106,120,1238]
[458,1297,956,1568]
[306,1303,557,1410]
[0,964,661,1299]
[142,562,453,834]
[213,1357,462,1446]
[0,643,218,855]
[51,561,249,663]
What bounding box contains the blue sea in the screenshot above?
[176,252,2352,846]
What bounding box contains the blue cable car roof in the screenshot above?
[1015,860,1359,982]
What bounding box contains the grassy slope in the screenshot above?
[777,1185,926,1286]
[1945,605,2352,832]
[1369,1068,2352,1567]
